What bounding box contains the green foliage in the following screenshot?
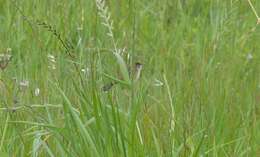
[0,0,260,156]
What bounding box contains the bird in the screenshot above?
[133,62,143,81]
[102,62,143,92]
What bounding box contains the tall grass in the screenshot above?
[0,0,260,156]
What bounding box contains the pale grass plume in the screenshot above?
[81,67,90,73]
[48,53,56,70]
[34,88,40,96]
[153,79,164,87]
[19,80,29,88]
[19,80,29,92]
[0,52,12,70]
[95,0,131,85]
[95,0,117,53]
[247,53,253,61]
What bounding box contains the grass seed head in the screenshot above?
[0,54,12,70]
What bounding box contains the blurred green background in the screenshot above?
[0,0,260,156]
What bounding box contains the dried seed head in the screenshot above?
[34,88,40,96]
[247,53,253,60]
[0,54,12,70]
[47,54,56,70]
[81,68,90,76]
[47,54,56,62]
[153,79,164,87]
[19,80,29,91]
[6,48,12,53]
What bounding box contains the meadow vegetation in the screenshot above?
[0,0,260,156]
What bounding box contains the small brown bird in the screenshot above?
[102,62,143,92]
[133,62,143,81]
[101,82,115,92]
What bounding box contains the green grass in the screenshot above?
[0,0,260,156]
